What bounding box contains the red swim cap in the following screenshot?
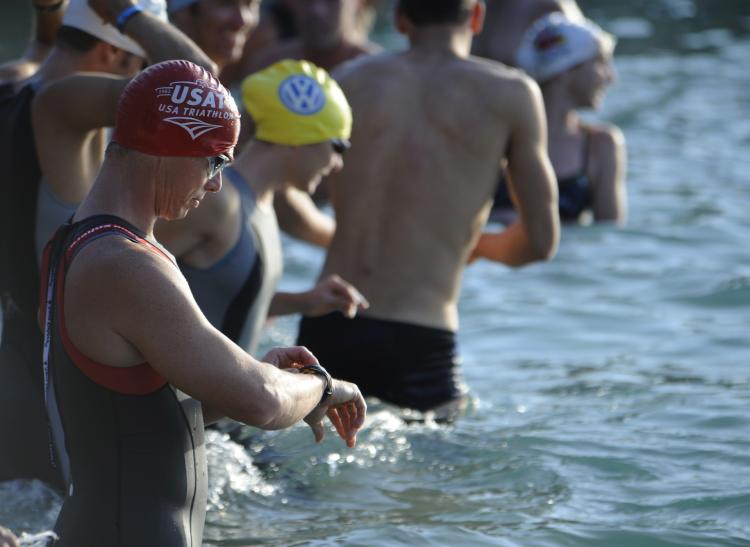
[112,60,240,157]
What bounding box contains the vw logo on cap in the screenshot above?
[278,75,326,115]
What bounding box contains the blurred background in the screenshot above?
[1,1,749,546]
[3,0,750,60]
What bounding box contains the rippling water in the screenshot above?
[2,4,749,546]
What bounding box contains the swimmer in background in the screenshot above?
[155,59,368,354]
[222,0,381,85]
[239,0,380,74]
[490,13,627,225]
[167,0,260,82]
[297,0,560,422]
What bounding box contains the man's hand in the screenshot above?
[306,275,369,318]
[304,379,366,448]
[262,346,319,370]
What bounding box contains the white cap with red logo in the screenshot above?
[515,13,616,83]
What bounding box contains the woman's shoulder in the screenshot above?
[583,122,625,151]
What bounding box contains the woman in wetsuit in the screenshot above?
[493,13,627,224]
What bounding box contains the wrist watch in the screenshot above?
[298,364,333,405]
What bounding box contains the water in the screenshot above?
[2,2,750,545]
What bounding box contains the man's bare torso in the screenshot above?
[322,50,529,331]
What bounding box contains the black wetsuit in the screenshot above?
[0,80,64,489]
[41,216,207,547]
[298,313,466,413]
[493,133,593,221]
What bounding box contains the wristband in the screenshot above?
[298,364,333,405]
[115,5,143,33]
[33,0,65,12]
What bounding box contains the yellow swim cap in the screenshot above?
[242,59,352,148]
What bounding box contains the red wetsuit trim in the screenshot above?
[56,223,170,395]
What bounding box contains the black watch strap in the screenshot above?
[299,364,333,404]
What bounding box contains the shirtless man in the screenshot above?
[0,0,211,489]
[167,0,261,80]
[472,0,583,65]
[40,59,365,547]
[243,0,380,74]
[297,0,560,420]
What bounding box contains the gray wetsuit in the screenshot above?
[35,178,78,264]
[181,167,282,354]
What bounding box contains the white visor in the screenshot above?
[63,0,168,59]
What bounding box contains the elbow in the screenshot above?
[513,240,556,269]
[531,235,558,262]
[525,218,560,264]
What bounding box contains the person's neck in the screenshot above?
[303,33,345,54]
[542,87,580,137]
[74,158,159,237]
[408,27,472,57]
[231,141,287,208]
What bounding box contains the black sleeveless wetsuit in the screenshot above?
[0,80,64,489]
[40,216,207,547]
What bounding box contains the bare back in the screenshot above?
[324,50,542,330]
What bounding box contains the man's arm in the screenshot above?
[273,187,335,247]
[34,72,126,133]
[88,0,215,73]
[474,76,559,266]
[70,242,365,442]
[32,73,128,202]
[0,0,66,83]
